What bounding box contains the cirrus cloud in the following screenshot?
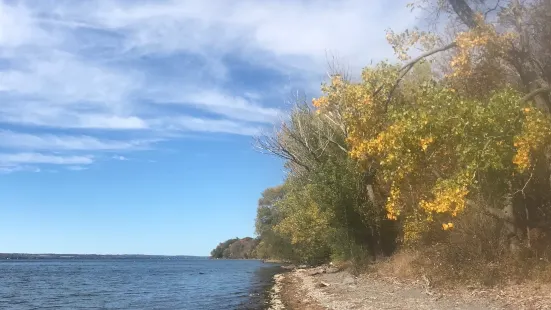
[0,0,417,172]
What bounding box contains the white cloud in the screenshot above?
[0,153,94,165]
[70,115,148,130]
[0,104,148,130]
[80,0,413,66]
[0,130,151,151]
[156,116,262,136]
[29,0,418,89]
[0,52,140,106]
[112,155,128,161]
[0,164,40,174]
[0,0,419,171]
[67,166,88,171]
[149,88,282,124]
[0,3,52,48]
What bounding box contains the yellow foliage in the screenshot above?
[450,16,516,78]
[385,185,401,220]
[311,59,537,242]
[308,12,550,245]
[420,136,434,151]
[420,172,471,217]
[513,107,551,172]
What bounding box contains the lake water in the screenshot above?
[0,258,282,310]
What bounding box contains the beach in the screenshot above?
[269,266,551,310]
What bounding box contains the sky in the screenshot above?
[0,0,419,256]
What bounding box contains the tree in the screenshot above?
[339,0,551,253]
[251,0,551,274]
[210,238,239,259]
[313,52,551,252]
[411,0,551,109]
[210,237,258,259]
[254,186,295,260]
[255,97,397,264]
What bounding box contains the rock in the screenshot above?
[308,267,326,276]
[343,276,355,285]
[326,267,339,274]
[319,281,330,287]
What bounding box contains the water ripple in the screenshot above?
[0,259,281,310]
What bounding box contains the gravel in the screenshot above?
[270,267,551,310]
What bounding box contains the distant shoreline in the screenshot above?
[209,257,286,264]
[0,253,205,260]
[0,253,287,262]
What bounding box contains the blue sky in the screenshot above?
[0,0,417,256]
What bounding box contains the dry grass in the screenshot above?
[372,250,420,279]
[368,209,551,288]
[370,246,551,289]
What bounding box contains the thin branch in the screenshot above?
[254,135,311,172]
[320,122,348,154]
[513,172,533,198]
[283,126,321,164]
[483,0,502,19]
[323,113,346,136]
[325,136,348,153]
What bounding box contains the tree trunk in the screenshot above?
[515,57,551,112]
[503,193,522,254]
[448,0,478,28]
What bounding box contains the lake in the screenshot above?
[0,258,282,309]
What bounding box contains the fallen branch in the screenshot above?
[465,199,515,224]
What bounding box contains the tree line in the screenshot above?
[210,237,259,259]
[251,0,551,283]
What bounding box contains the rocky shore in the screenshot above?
[269,265,551,310]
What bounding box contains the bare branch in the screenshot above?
[323,113,346,136]
[384,42,458,109]
[254,133,312,172]
[513,172,533,198]
[401,42,458,74]
[483,0,503,19]
[282,124,321,164]
[325,135,348,153]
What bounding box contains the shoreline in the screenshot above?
[268,266,551,309]
[267,273,285,310]
[267,265,330,310]
[208,257,286,264]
